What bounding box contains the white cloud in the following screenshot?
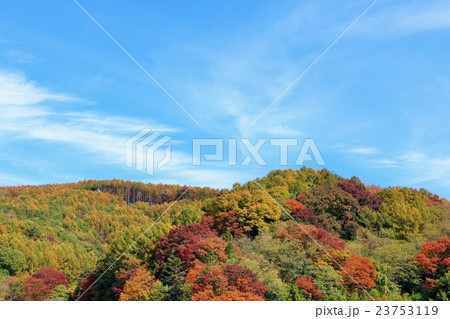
[334,143,379,156]
[399,152,450,186]
[372,151,450,188]
[3,50,36,64]
[357,0,450,37]
[371,159,398,168]
[0,71,178,163]
[347,147,379,155]
[0,71,78,106]
[0,70,258,188]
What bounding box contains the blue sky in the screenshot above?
[0,0,449,198]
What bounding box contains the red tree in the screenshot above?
[295,276,323,300]
[202,211,244,238]
[275,223,346,251]
[22,268,68,301]
[223,264,267,297]
[338,178,383,211]
[189,264,228,297]
[415,238,450,276]
[341,255,377,293]
[286,199,319,226]
[415,238,450,292]
[155,223,214,271]
[78,271,97,301]
[186,263,267,300]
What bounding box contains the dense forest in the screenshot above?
[0,168,448,301]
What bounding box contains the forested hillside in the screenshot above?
[0,168,448,301]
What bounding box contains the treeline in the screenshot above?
[0,168,448,301]
[78,179,221,205]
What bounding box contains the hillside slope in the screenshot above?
[0,168,448,301]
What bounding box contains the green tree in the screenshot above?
[158,252,189,301]
[45,285,70,301]
[313,263,347,301]
[0,248,27,275]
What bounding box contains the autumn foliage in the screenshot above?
[0,168,448,301]
[155,223,215,271]
[202,210,245,238]
[341,255,377,293]
[118,268,158,301]
[275,223,346,251]
[295,276,323,300]
[22,268,68,301]
[338,178,383,211]
[186,264,266,301]
[286,199,320,226]
[415,238,450,296]
[415,238,450,276]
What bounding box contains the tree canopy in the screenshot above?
[0,168,448,301]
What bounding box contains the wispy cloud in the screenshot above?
[0,70,259,188]
[171,0,369,140]
[357,0,450,37]
[0,71,78,106]
[347,147,379,155]
[0,71,177,163]
[371,159,397,168]
[3,50,36,64]
[372,151,450,189]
